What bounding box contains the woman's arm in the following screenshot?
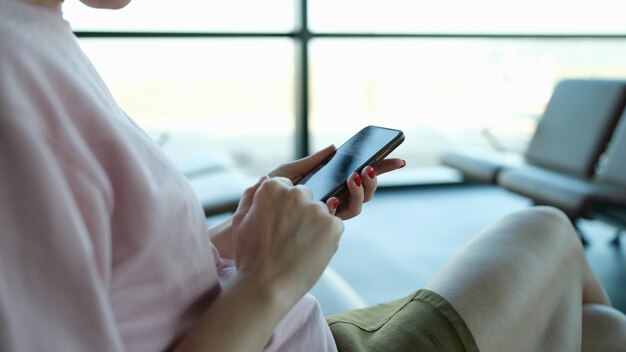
[174,274,291,352]
[177,176,344,351]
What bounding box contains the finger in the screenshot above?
[264,177,313,200]
[269,145,337,180]
[271,176,294,186]
[296,144,337,173]
[339,172,364,219]
[361,166,377,203]
[325,197,340,216]
[235,175,269,216]
[294,184,314,200]
[373,158,406,176]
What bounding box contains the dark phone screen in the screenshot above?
[299,126,402,201]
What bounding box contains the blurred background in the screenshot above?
[60,0,626,315]
[64,0,626,182]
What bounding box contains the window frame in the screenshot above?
[74,0,626,161]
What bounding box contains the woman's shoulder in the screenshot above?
[0,0,73,67]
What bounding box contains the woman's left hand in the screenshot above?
[269,145,406,220]
[211,145,405,259]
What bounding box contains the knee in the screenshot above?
[519,206,574,233]
[524,206,573,230]
[511,206,582,253]
[582,304,626,351]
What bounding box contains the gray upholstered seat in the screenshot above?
[498,108,626,220]
[442,79,626,183]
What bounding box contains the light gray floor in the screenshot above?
[329,184,626,313]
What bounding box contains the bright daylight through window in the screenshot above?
[64,0,626,181]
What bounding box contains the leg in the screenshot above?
[571,219,590,247]
[582,304,626,352]
[427,206,618,352]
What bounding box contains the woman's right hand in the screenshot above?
[176,176,344,352]
[231,176,345,307]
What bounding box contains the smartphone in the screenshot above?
[297,125,405,202]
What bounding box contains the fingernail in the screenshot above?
[353,173,362,187]
[331,198,339,209]
[401,160,407,168]
[258,174,268,182]
[366,166,376,179]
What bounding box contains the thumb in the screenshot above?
[295,144,337,174]
[268,145,337,180]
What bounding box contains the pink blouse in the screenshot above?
[0,0,336,350]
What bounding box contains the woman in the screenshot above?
[1,0,624,351]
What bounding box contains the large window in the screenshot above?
[79,38,294,174]
[309,0,626,34]
[65,0,626,180]
[310,38,626,165]
[63,0,295,32]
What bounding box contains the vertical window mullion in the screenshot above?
[294,0,310,159]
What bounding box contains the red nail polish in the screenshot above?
[331,198,339,209]
[354,173,362,187]
[367,167,376,179]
